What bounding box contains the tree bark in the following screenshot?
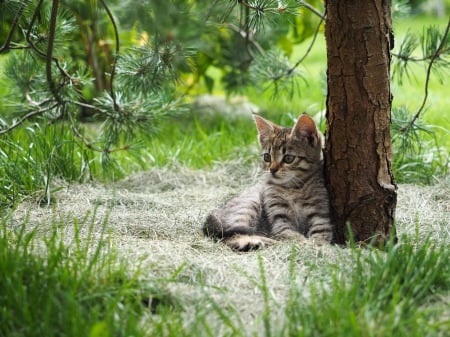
[324,0,397,245]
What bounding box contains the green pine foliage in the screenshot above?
[391,22,450,183]
[0,0,321,207]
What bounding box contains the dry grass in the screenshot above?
[10,164,450,330]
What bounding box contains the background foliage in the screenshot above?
[0,0,449,208]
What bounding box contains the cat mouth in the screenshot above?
[268,171,295,184]
[269,171,279,178]
[269,171,285,179]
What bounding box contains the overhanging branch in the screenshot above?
[401,17,450,133]
[0,0,28,52]
[100,0,120,112]
[46,0,61,103]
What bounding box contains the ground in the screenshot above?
[10,164,450,331]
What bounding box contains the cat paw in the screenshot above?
[276,230,307,244]
[225,235,277,252]
[308,237,331,246]
[309,233,333,246]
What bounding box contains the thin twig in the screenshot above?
[25,93,53,107]
[67,100,101,111]
[24,0,75,86]
[0,1,28,53]
[25,0,44,40]
[392,47,450,62]
[25,0,47,59]
[244,5,252,57]
[67,113,104,153]
[0,104,59,135]
[100,0,120,111]
[299,1,325,20]
[46,0,62,103]
[227,23,264,54]
[6,43,30,50]
[402,17,450,133]
[67,112,130,154]
[272,14,324,81]
[289,14,324,71]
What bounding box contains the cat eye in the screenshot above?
[283,155,295,164]
[263,153,271,162]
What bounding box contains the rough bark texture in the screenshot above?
[324,0,397,245]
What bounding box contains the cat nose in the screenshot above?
[270,166,279,175]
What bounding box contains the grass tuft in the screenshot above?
[0,213,167,337]
[0,122,90,208]
[281,237,450,337]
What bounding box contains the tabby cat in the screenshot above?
[203,113,333,251]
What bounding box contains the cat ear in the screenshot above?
[291,113,319,146]
[253,114,279,143]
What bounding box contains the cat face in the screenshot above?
[253,114,322,184]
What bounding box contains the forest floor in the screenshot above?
[10,164,450,331]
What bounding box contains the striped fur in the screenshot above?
[203,114,333,251]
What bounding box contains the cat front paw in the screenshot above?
[275,229,307,243]
[225,235,277,251]
[309,232,333,246]
[308,237,331,246]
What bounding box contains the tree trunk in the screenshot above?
[324,0,397,245]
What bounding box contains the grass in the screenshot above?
[0,111,261,209]
[1,213,449,337]
[282,241,450,337]
[3,166,449,337]
[0,122,90,208]
[0,215,149,337]
[139,111,258,169]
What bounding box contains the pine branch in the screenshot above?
[238,0,288,13]
[0,103,59,135]
[238,0,326,20]
[46,0,61,103]
[227,23,264,54]
[274,14,324,81]
[298,1,325,20]
[25,0,44,42]
[392,49,450,62]
[24,0,75,86]
[401,18,450,133]
[67,112,129,154]
[237,0,303,31]
[0,0,28,52]
[100,0,120,112]
[25,93,53,108]
[249,12,324,96]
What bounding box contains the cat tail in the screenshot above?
[202,213,259,239]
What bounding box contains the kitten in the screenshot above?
[203,113,333,251]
